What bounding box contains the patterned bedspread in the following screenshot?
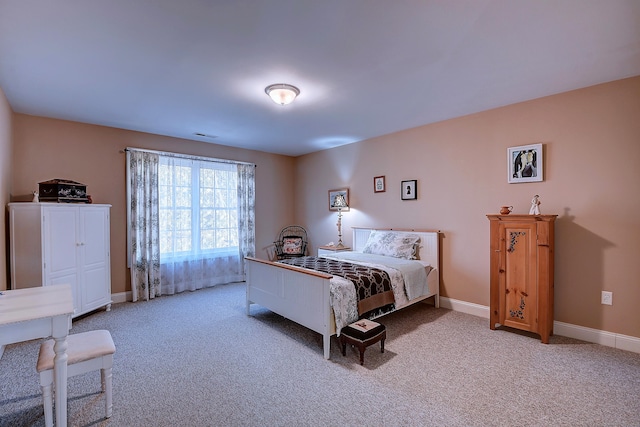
[280,256,395,318]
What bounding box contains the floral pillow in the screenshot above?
[282,236,304,255]
[362,231,420,259]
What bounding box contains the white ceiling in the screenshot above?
[1,1,639,157]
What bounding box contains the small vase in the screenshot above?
[500,206,513,215]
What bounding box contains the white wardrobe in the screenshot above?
[8,203,112,318]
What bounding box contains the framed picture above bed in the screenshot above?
[328,188,350,211]
[508,143,543,183]
[401,180,417,200]
[374,176,385,193]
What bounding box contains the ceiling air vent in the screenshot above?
[194,133,217,139]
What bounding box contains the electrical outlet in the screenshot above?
[601,291,613,305]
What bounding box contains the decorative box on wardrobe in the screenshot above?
[487,214,557,343]
[8,203,112,318]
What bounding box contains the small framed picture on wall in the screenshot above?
[508,143,543,183]
[374,176,385,193]
[401,180,417,200]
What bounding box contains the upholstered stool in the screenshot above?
[339,319,386,365]
[36,330,116,427]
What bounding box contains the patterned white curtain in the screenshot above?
[238,163,256,265]
[127,150,161,302]
[127,148,255,298]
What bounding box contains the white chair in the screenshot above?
[36,330,116,427]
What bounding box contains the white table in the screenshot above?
[0,284,74,426]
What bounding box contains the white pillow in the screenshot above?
[362,231,420,259]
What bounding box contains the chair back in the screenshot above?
[275,225,308,259]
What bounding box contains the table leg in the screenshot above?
[53,335,68,426]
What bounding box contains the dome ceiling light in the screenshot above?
[265,83,300,106]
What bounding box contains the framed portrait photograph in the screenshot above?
[328,188,350,211]
[508,143,543,183]
[374,176,385,193]
[401,180,417,200]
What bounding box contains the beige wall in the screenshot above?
[10,115,296,295]
[0,86,12,291]
[296,76,640,338]
[3,77,639,339]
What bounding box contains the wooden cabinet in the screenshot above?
[8,203,112,318]
[487,214,556,343]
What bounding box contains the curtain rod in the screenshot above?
[122,147,256,167]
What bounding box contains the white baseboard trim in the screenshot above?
[440,296,640,354]
[617,334,640,354]
[111,291,129,304]
[553,321,640,354]
[439,296,490,318]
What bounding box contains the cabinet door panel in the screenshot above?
[501,222,537,332]
[79,207,111,313]
[83,265,110,311]
[44,208,80,276]
[82,209,109,266]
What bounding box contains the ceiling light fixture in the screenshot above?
[265,83,300,106]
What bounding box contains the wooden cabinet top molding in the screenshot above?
[486,214,557,222]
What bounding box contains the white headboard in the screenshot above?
[351,227,440,268]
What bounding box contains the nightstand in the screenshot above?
[317,245,351,257]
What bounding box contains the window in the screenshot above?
[158,156,238,260]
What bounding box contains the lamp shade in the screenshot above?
[332,194,348,209]
[265,83,300,105]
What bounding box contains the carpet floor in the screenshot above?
[1,282,639,426]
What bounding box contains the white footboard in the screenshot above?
[245,257,334,359]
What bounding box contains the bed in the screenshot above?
[245,227,440,359]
